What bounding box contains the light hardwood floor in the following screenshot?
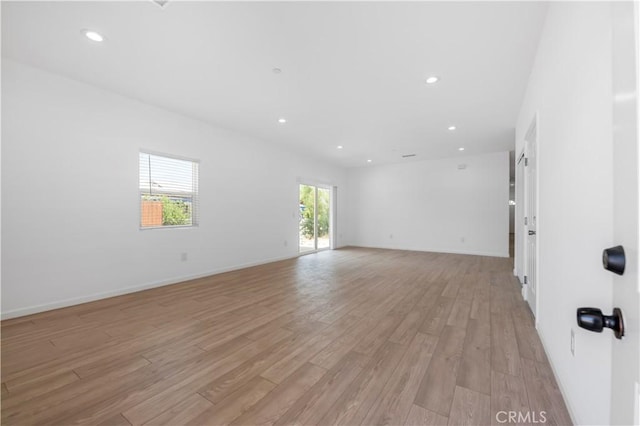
[1,248,572,425]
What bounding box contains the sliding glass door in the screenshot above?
[299,184,331,253]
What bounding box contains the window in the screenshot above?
[139,151,199,228]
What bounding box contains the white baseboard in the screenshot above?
[1,253,299,320]
[350,244,510,258]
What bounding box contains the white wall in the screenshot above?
[515,3,614,424]
[347,152,509,257]
[0,5,3,316]
[1,59,348,319]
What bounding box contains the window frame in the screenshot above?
[139,150,200,230]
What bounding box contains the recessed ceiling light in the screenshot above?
[458,147,465,151]
[82,29,104,42]
[425,76,439,84]
[448,126,457,131]
[367,159,372,163]
[278,118,287,124]
[337,145,343,149]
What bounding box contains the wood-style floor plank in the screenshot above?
[513,321,548,363]
[446,298,472,330]
[414,352,460,416]
[196,331,305,406]
[142,393,213,426]
[419,296,455,336]
[260,315,357,384]
[230,363,326,426]
[273,351,368,426]
[309,316,377,369]
[0,247,572,426]
[520,358,573,426]
[317,341,407,426]
[413,326,466,416]
[490,312,521,376]
[1,383,9,399]
[457,320,491,395]
[97,413,133,426]
[404,404,449,425]
[189,376,276,426]
[362,332,438,426]
[447,386,491,426]
[119,328,293,426]
[490,371,531,426]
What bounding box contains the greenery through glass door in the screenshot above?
[299,184,330,252]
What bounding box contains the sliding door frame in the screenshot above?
[298,181,334,255]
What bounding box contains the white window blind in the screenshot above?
[139,152,199,228]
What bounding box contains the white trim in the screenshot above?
[331,186,337,250]
[1,253,298,320]
[139,150,200,229]
[140,148,200,164]
[349,244,509,258]
[514,147,526,286]
[295,177,333,189]
[523,112,540,324]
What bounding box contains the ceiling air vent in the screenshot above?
[401,154,416,158]
[151,0,170,8]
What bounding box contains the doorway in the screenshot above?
[299,184,331,254]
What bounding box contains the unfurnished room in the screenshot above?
[1,1,639,425]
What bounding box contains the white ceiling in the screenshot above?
[1,1,547,167]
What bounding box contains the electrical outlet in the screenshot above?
[284,240,288,247]
[181,252,188,262]
[570,329,575,356]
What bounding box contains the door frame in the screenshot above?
[515,149,526,284]
[297,181,334,255]
[523,113,540,324]
[609,2,640,423]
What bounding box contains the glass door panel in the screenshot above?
[317,187,331,250]
[299,184,316,253]
[298,184,331,253]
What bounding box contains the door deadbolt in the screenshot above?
[602,245,625,275]
[577,307,624,339]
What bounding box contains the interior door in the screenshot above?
[609,3,639,424]
[525,121,538,320]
